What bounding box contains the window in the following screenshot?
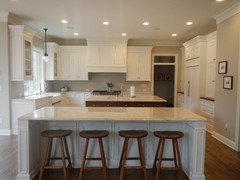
[24,50,44,96]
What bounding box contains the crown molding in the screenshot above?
[87,38,128,45]
[0,11,9,22]
[213,1,240,24]
[127,39,182,47]
[183,36,207,47]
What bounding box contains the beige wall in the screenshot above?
[152,46,183,92]
[0,22,11,133]
[214,13,240,141]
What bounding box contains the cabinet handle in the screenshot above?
[187,81,190,96]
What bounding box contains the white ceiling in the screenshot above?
[0,0,238,44]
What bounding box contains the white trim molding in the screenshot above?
[0,129,11,136]
[213,1,240,24]
[212,131,236,150]
[0,11,9,22]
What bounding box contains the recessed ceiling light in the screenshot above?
[216,0,224,2]
[103,21,110,25]
[74,33,79,36]
[61,20,68,24]
[186,22,193,25]
[143,22,150,26]
[122,33,127,36]
[172,33,177,37]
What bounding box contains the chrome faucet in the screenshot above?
[106,83,113,92]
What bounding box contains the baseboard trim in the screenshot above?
[212,131,236,150]
[0,129,11,135]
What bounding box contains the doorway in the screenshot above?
[152,54,178,107]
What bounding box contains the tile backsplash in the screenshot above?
[49,73,152,93]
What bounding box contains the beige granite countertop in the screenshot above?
[19,107,205,122]
[13,93,61,100]
[86,95,167,102]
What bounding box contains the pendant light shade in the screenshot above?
[42,28,49,62]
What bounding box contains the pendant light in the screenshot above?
[42,28,49,62]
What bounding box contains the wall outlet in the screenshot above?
[224,123,228,131]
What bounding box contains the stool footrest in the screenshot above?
[124,166,143,169]
[159,158,175,161]
[126,157,140,160]
[82,166,103,170]
[50,157,69,160]
[159,167,179,170]
[85,157,101,161]
[44,166,63,169]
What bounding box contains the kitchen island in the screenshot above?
[17,107,206,180]
[86,94,167,107]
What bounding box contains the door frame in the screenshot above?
[235,32,240,151]
[151,53,178,106]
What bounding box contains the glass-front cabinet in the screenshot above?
[9,25,34,81]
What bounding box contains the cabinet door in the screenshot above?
[23,35,33,81]
[78,47,89,80]
[138,52,151,81]
[68,51,79,80]
[190,66,200,112]
[127,52,139,81]
[60,49,70,80]
[184,68,191,110]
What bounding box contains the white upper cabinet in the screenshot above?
[87,40,127,72]
[127,46,153,81]
[9,25,35,81]
[45,42,60,80]
[59,46,88,80]
[206,31,217,98]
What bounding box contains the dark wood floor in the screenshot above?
[1,132,240,180]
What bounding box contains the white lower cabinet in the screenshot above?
[200,98,215,133]
[59,46,88,80]
[177,93,184,107]
[11,97,51,135]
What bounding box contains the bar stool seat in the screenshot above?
[118,130,148,180]
[153,131,184,180]
[119,130,148,138]
[79,130,109,180]
[79,130,109,138]
[154,131,184,139]
[39,130,72,180]
[41,130,72,138]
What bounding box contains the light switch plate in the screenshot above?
[0,117,2,124]
[0,85,2,92]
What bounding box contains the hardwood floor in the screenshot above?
[1,132,240,180]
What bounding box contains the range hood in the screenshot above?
[87,39,128,73]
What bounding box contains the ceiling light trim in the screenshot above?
[213,1,240,24]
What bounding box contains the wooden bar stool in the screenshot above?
[78,130,109,180]
[118,130,148,180]
[152,131,184,180]
[38,130,72,180]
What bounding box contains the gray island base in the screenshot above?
[17,107,206,180]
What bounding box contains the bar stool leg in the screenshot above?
[153,138,162,170]
[39,138,50,180]
[79,138,89,180]
[98,138,107,180]
[172,139,178,167]
[156,138,165,180]
[60,138,67,180]
[119,138,127,170]
[120,138,129,180]
[63,137,72,169]
[175,139,184,180]
[137,138,148,180]
[46,138,53,166]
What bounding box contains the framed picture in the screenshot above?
[155,74,163,81]
[164,74,172,81]
[223,76,233,89]
[218,61,228,74]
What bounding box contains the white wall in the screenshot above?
[0,21,11,135]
